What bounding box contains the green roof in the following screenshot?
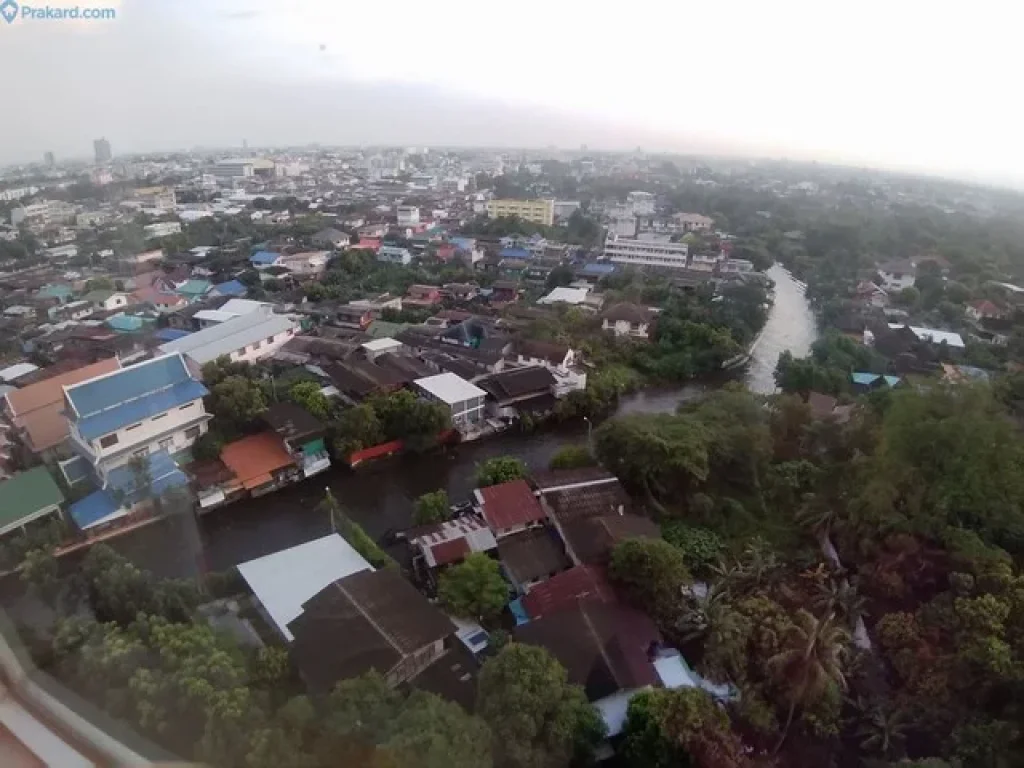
[365,320,409,339]
[175,279,212,297]
[0,467,65,531]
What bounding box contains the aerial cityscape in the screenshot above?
[2,134,1024,766]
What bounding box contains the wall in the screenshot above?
[223,326,297,365]
[386,638,446,687]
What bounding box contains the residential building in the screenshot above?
[396,205,420,226]
[627,191,656,216]
[134,186,176,209]
[219,431,300,497]
[143,221,182,240]
[601,303,654,338]
[289,569,455,692]
[63,353,210,475]
[413,372,486,428]
[553,200,581,219]
[262,402,331,478]
[3,358,121,461]
[673,212,714,232]
[175,279,213,303]
[886,323,965,350]
[311,227,350,249]
[213,159,256,179]
[406,514,498,573]
[486,198,555,226]
[498,527,571,594]
[877,259,917,292]
[0,467,65,540]
[158,306,298,366]
[83,290,130,311]
[537,286,590,306]
[279,251,330,276]
[377,245,413,265]
[513,339,577,372]
[251,250,283,269]
[477,366,559,417]
[967,299,1007,322]
[404,284,442,308]
[238,533,373,642]
[474,479,547,539]
[603,235,689,269]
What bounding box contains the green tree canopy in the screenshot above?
[413,490,450,525]
[475,456,529,487]
[438,553,508,622]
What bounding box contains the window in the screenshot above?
[184,426,200,440]
[266,336,275,344]
[126,422,142,431]
[99,433,118,448]
[152,413,166,421]
[159,438,173,452]
[178,403,193,411]
[133,448,149,459]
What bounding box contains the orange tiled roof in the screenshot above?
[220,432,295,490]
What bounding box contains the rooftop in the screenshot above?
[237,534,372,641]
[414,371,486,405]
[0,467,65,534]
[220,432,296,490]
[158,307,296,364]
[521,565,617,620]
[262,402,323,443]
[497,528,571,585]
[475,479,547,531]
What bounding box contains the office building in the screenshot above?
[93,137,112,164]
[603,235,690,269]
[396,205,420,226]
[213,159,256,180]
[44,151,55,168]
[486,198,555,227]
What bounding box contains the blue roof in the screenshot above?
[38,284,73,299]
[450,237,475,251]
[499,247,531,260]
[154,328,192,342]
[955,365,989,381]
[851,372,881,385]
[883,375,902,387]
[106,314,145,333]
[69,490,120,530]
[581,263,616,275]
[509,597,530,626]
[213,279,247,297]
[66,355,208,441]
[250,251,281,265]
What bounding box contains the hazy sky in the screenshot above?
[2,0,1021,183]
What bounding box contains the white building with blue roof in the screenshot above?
[63,353,210,476]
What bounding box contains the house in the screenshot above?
[413,372,486,428]
[288,569,455,692]
[354,237,381,253]
[0,467,65,540]
[250,251,283,269]
[158,306,298,366]
[489,280,518,303]
[514,339,577,372]
[210,279,248,298]
[47,300,93,323]
[477,366,558,417]
[311,227,350,249]
[105,314,148,334]
[537,286,590,306]
[520,564,617,621]
[175,279,213,303]
[966,299,1007,322]
[0,362,41,386]
[406,514,498,573]
[262,402,331,478]
[334,304,374,330]
[136,288,189,313]
[442,283,480,302]
[850,372,902,393]
[219,431,299,496]
[280,251,329,276]
[854,281,889,309]
[877,259,917,292]
[83,290,130,311]
[404,284,442,308]
[887,323,965,351]
[601,303,654,339]
[378,245,413,265]
[474,479,547,539]
[576,263,617,284]
[237,533,373,642]
[361,337,404,362]
[63,353,210,475]
[806,392,854,424]
[498,528,571,594]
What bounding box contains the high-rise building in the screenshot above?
[44,152,55,168]
[242,138,248,150]
[93,137,112,164]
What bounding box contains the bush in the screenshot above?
[661,522,724,577]
[476,456,528,487]
[548,445,596,470]
[414,490,450,525]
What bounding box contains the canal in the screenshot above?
[111,265,817,578]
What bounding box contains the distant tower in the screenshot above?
[93,137,112,164]
[242,138,248,151]
[44,151,55,167]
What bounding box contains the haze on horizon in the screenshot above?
[2,0,1021,186]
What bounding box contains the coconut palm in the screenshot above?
[768,609,850,754]
[677,583,732,645]
[796,493,838,538]
[812,578,868,626]
[855,705,910,758]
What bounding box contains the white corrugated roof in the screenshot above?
[538,286,590,305]
[0,363,39,382]
[888,323,965,349]
[158,308,296,364]
[414,372,486,405]
[237,534,372,642]
[361,337,403,352]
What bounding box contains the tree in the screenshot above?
[320,490,395,569]
[209,375,267,430]
[21,548,60,603]
[438,553,508,622]
[331,403,385,458]
[767,609,850,753]
[609,538,690,620]
[476,456,528,487]
[547,444,596,470]
[621,688,750,768]
[413,490,450,525]
[661,522,723,577]
[477,644,605,768]
[896,285,920,307]
[288,381,330,422]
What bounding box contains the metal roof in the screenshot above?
[237,534,372,642]
[413,372,485,405]
[158,308,296,364]
[0,468,65,533]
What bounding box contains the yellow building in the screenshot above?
[486,198,555,227]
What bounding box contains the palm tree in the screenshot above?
[768,609,850,754]
[796,493,838,538]
[855,705,909,759]
[677,583,732,645]
[812,579,867,626]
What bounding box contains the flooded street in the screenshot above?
[110,265,817,578]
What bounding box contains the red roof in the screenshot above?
[430,537,471,566]
[521,565,616,619]
[477,480,546,531]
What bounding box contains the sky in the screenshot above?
[1,0,1022,184]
